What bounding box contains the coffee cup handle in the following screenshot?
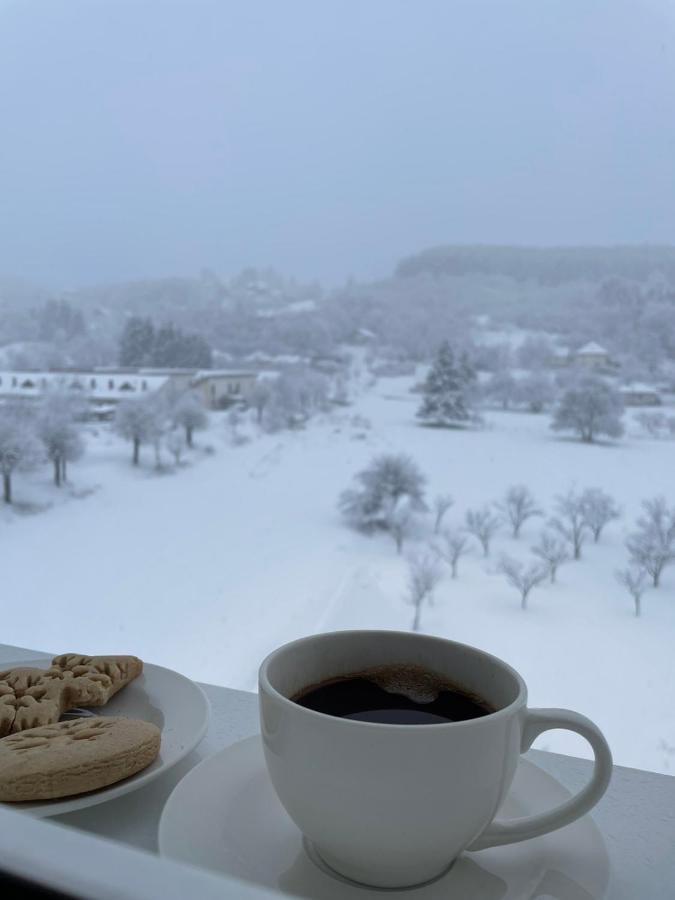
[468,708,612,850]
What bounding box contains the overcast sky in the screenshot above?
[1,0,674,288]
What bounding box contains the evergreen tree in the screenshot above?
[417,341,473,427]
[119,317,155,366]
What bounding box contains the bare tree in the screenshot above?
[172,391,207,447]
[549,490,589,560]
[517,372,556,413]
[166,429,186,466]
[496,485,542,538]
[636,411,667,438]
[625,497,675,588]
[464,506,501,557]
[37,404,84,486]
[0,409,42,503]
[388,498,417,554]
[498,556,548,610]
[532,531,570,583]
[485,370,518,410]
[615,566,647,617]
[581,488,621,542]
[262,369,330,431]
[435,527,469,578]
[115,396,166,466]
[407,549,443,631]
[245,379,272,424]
[433,493,454,534]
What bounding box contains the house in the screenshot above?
[0,367,258,415]
[189,370,257,409]
[619,384,662,407]
[573,342,611,369]
[0,368,171,402]
[547,348,571,368]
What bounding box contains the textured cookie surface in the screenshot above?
[0,716,160,801]
[0,654,143,736]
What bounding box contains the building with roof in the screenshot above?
[573,342,611,369]
[189,370,257,409]
[0,367,257,417]
[619,383,662,407]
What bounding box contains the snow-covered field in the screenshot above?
[3,377,675,774]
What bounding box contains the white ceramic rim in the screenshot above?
[0,658,210,816]
[259,630,528,731]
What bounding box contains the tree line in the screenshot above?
[418,340,626,443]
[339,453,673,628]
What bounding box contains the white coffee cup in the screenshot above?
[259,630,613,888]
[259,631,612,887]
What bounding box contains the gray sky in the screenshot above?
[1,0,674,288]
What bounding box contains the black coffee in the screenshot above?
[292,664,493,725]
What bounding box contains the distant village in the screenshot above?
[547,342,662,407]
[0,338,666,424]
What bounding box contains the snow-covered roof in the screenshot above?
[576,342,608,356]
[619,383,660,395]
[192,369,256,381]
[0,369,169,401]
[243,352,302,365]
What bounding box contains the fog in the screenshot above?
[1,0,674,287]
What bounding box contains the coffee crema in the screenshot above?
[291,664,494,725]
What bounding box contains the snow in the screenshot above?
[576,342,608,356]
[2,377,675,774]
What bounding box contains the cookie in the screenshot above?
[0,716,161,801]
[0,654,143,736]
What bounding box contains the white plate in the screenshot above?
[159,735,611,900]
[1,657,210,817]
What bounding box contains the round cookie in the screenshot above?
[0,716,161,802]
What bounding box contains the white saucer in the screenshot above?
[1,657,210,817]
[159,735,611,899]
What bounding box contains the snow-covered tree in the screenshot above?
[166,429,187,466]
[406,549,443,631]
[417,341,474,427]
[498,556,548,610]
[115,396,166,466]
[496,485,542,538]
[464,506,501,557]
[636,411,667,438]
[262,370,329,432]
[331,374,350,406]
[551,375,624,443]
[581,488,621,542]
[37,401,84,486]
[532,531,570,583]
[0,409,42,503]
[432,493,454,534]
[245,380,273,424]
[172,392,207,447]
[626,497,675,587]
[517,372,556,413]
[615,566,647,617]
[435,527,469,578]
[549,490,589,560]
[388,497,416,554]
[485,370,518,410]
[339,454,427,538]
[517,335,555,369]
